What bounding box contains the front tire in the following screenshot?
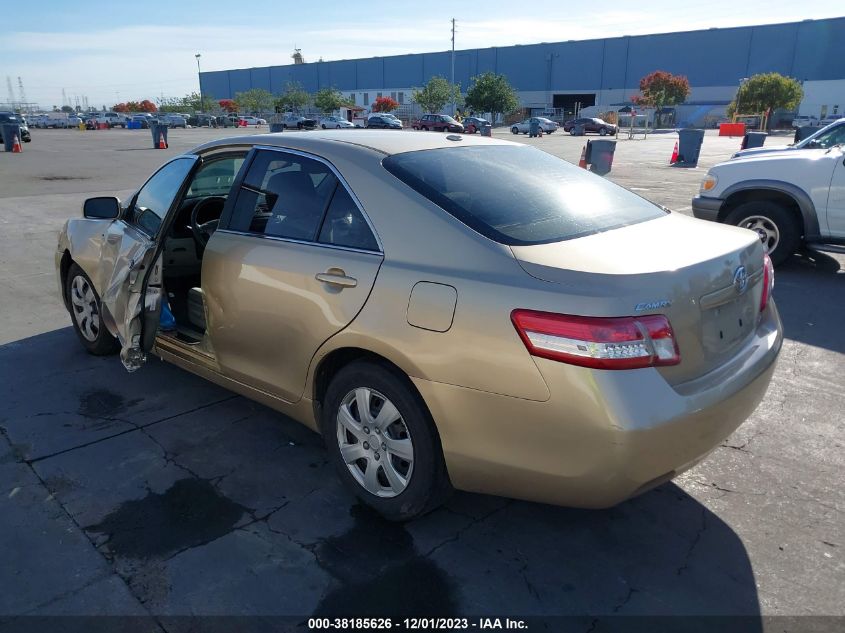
[66,263,119,355]
[321,361,451,521]
[511,126,519,134]
[599,127,608,136]
[724,200,801,266]
[321,124,326,129]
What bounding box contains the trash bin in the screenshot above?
[586,139,617,176]
[528,119,541,138]
[1,124,21,152]
[741,131,767,150]
[481,124,492,137]
[269,123,284,133]
[794,126,817,143]
[573,124,585,136]
[676,129,705,166]
[150,123,169,149]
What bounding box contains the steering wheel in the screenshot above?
[190,196,226,248]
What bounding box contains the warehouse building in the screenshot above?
[200,17,845,125]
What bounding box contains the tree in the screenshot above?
[314,87,347,114]
[274,81,310,113]
[631,70,690,128]
[463,72,519,125]
[61,105,74,113]
[234,88,274,114]
[412,76,461,114]
[137,99,157,113]
[179,91,215,112]
[112,103,130,113]
[219,99,238,113]
[728,73,803,128]
[372,96,399,113]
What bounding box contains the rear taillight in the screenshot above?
[511,310,680,370]
[760,253,774,312]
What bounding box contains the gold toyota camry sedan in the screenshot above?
[56,131,782,520]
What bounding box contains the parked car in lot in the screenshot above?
[733,118,845,159]
[55,130,782,520]
[791,114,820,128]
[412,113,463,132]
[149,114,187,128]
[320,115,354,129]
[820,114,844,126]
[187,114,218,128]
[0,111,31,142]
[131,114,152,129]
[563,117,617,136]
[461,116,489,134]
[280,113,317,129]
[693,145,845,265]
[238,116,266,126]
[511,117,559,135]
[366,115,402,129]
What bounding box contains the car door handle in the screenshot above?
[316,269,357,288]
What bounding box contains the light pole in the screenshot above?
[734,77,749,122]
[195,53,204,113]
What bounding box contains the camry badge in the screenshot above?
[635,300,672,311]
[733,266,749,294]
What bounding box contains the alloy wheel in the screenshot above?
[336,387,414,498]
[70,275,100,342]
[738,214,780,254]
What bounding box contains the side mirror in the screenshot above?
[83,196,121,219]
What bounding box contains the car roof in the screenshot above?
[192,129,515,157]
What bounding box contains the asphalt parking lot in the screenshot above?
[0,126,842,629]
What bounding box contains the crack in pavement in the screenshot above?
[677,506,707,576]
[25,395,239,464]
[0,425,166,630]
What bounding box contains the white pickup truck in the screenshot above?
[692,145,845,265]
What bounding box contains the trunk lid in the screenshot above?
[510,213,765,385]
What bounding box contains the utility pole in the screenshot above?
[450,18,456,116]
[195,53,204,113]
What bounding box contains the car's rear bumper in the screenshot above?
[414,303,781,508]
[692,195,723,222]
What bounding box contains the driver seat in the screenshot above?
[187,287,206,331]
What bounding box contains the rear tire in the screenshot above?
[321,361,451,521]
[599,127,608,136]
[724,200,801,266]
[65,263,119,356]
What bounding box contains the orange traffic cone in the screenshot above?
[578,145,587,169]
[669,141,679,164]
[11,134,22,153]
[158,132,167,150]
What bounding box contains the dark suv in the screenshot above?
[563,117,617,136]
[366,115,402,129]
[462,116,490,134]
[412,114,464,133]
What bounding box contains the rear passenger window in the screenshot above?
[318,187,379,251]
[230,150,337,240]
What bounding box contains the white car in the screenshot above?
[238,116,266,126]
[281,113,317,129]
[791,115,820,128]
[733,119,845,159]
[692,147,845,264]
[320,116,354,129]
[510,117,559,134]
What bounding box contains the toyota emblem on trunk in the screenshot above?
[733,266,749,294]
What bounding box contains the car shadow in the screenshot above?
[776,248,844,354]
[0,328,761,622]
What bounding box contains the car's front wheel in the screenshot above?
[511,126,519,134]
[321,124,326,129]
[66,263,119,355]
[321,361,451,521]
[724,200,801,266]
[599,127,608,136]
[569,128,576,135]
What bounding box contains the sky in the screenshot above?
[1,1,842,109]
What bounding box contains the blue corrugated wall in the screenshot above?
[200,17,845,100]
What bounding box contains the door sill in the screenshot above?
[154,331,216,368]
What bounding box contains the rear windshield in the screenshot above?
[382,145,666,245]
